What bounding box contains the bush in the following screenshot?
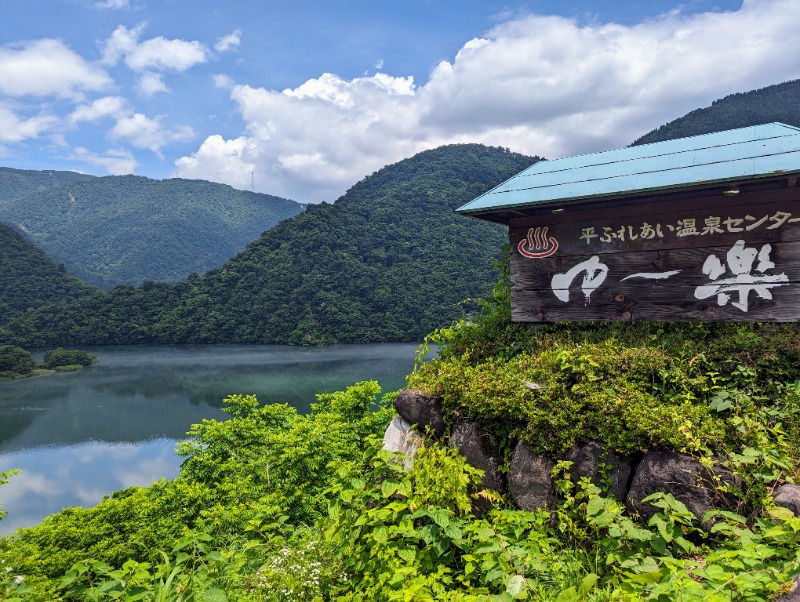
[0,345,35,375]
[42,348,96,369]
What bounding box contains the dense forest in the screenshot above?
[0,224,98,326]
[0,144,538,346]
[0,167,95,205]
[0,175,303,288]
[633,79,800,145]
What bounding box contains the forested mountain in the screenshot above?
[0,223,98,326]
[633,79,800,145]
[0,167,95,205]
[0,145,538,346]
[0,176,303,288]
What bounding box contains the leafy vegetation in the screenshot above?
[3,264,800,598]
[0,144,538,346]
[0,223,98,327]
[0,345,96,379]
[0,175,303,288]
[633,78,800,145]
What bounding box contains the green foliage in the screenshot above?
[42,348,96,369]
[0,223,98,327]
[0,145,539,347]
[633,78,800,145]
[0,345,35,377]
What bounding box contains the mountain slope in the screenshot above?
[633,79,800,145]
[0,167,96,206]
[0,223,98,327]
[0,176,304,288]
[0,144,539,346]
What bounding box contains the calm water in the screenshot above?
[0,344,422,535]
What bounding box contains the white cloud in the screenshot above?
[215,29,241,52]
[95,0,129,9]
[0,105,58,143]
[137,72,168,96]
[213,73,235,90]
[72,146,137,174]
[0,39,111,99]
[103,25,209,73]
[68,95,128,124]
[175,0,800,203]
[109,112,194,156]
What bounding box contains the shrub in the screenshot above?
[42,348,96,369]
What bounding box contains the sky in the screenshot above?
[2,0,800,204]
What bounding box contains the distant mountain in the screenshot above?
[0,167,96,206]
[0,145,539,346]
[0,223,97,327]
[633,79,800,145]
[0,175,304,289]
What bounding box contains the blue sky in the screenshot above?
[1,0,798,203]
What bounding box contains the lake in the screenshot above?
[0,343,422,535]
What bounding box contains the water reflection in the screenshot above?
[0,344,421,535]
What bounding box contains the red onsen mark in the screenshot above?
[518,226,558,258]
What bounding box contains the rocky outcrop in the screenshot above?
[508,441,557,511]
[773,484,800,516]
[382,415,423,468]
[394,389,445,438]
[450,418,505,514]
[564,441,637,501]
[626,450,736,530]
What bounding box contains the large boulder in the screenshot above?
[508,441,556,511]
[626,450,735,530]
[451,418,505,514]
[394,389,445,438]
[382,415,423,468]
[564,441,637,501]
[773,484,800,516]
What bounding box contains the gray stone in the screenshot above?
[626,450,735,530]
[451,419,505,514]
[564,441,637,501]
[394,389,445,438]
[382,415,422,468]
[508,441,556,511]
[774,575,800,601]
[774,484,800,516]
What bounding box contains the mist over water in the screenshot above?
[0,344,422,534]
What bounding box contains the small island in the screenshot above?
[0,345,96,380]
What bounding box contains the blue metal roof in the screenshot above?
[457,122,800,218]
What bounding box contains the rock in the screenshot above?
[451,418,505,514]
[774,575,800,601]
[626,450,735,530]
[508,441,556,511]
[774,484,800,516]
[394,389,445,438]
[382,415,423,468]
[564,441,637,501]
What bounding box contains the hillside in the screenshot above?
[0,144,539,346]
[633,79,800,145]
[0,176,304,288]
[0,167,95,206]
[0,223,98,326]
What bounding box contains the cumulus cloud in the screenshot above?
[0,105,58,143]
[215,29,241,52]
[109,113,194,157]
[103,24,210,72]
[137,72,167,96]
[0,39,111,99]
[68,95,129,124]
[175,0,800,203]
[71,146,136,174]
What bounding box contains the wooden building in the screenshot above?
[456,123,800,322]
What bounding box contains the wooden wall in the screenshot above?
[508,187,800,322]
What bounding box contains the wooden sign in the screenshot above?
[508,187,800,322]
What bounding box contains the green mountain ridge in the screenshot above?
[0,223,98,326]
[0,167,96,205]
[0,175,304,288]
[0,144,539,346]
[632,79,800,145]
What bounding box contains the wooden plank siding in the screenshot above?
[509,187,800,322]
